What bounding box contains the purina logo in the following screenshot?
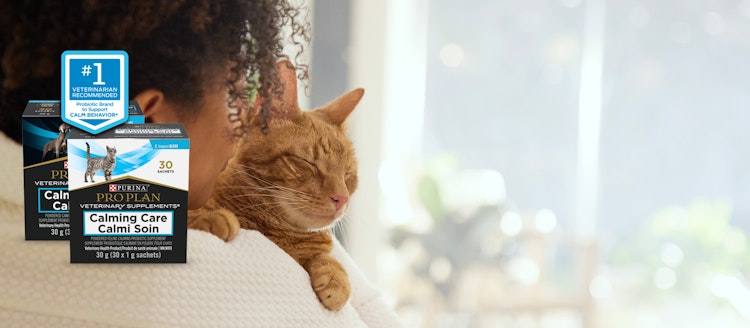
[108,184,149,192]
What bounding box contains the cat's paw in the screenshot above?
[308,256,351,311]
[188,208,240,242]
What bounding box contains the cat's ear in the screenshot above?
[250,60,301,125]
[275,60,300,115]
[318,88,364,126]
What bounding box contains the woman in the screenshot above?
[1,0,297,209]
[0,1,402,326]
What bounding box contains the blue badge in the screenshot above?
[61,50,129,134]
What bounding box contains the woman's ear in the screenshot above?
[133,89,180,123]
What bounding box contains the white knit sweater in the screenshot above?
[0,132,403,327]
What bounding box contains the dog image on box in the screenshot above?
[41,123,72,160]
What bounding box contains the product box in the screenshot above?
[22,100,145,240]
[126,100,145,123]
[67,124,189,263]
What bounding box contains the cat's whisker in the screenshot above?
[231,193,307,209]
[222,192,295,201]
[333,213,352,241]
[234,200,302,213]
[219,187,311,203]
[256,183,312,196]
[222,168,249,178]
[232,198,310,213]
[222,182,313,198]
[221,192,274,198]
[331,219,344,238]
[218,186,289,196]
[250,185,310,196]
[217,185,278,192]
[222,165,272,185]
[235,202,284,213]
[231,166,313,196]
[260,194,309,203]
[222,194,291,203]
[231,165,281,185]
[235,204,271,212]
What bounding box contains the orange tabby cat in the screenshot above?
[188,61,363,311]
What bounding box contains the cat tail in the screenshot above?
[85,142,91,160]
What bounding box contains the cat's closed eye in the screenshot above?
[300,157,319,173]
[279,156,316,179]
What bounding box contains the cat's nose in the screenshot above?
[330,194,349,212]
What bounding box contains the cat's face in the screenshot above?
[106,146,117,157]
[252,115,355,230]
[231,88,363,232]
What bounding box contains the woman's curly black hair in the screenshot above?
[0,0,310,143]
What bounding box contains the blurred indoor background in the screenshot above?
[295,0,750,327]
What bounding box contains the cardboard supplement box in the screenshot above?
[66,123,189,263]
[22,100,144,240]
